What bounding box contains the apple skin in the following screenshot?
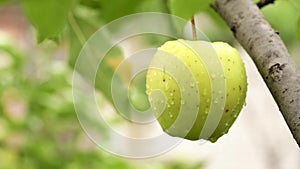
[146,39,247,142]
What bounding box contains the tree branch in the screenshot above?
[257,0,276,8]
[191,16,197,40]
[212,0,300,147]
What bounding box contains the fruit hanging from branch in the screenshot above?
[146,39,247,142]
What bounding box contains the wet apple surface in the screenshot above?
[146,40,247,142]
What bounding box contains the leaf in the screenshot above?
[297,17,300,44]
[98,0,142,22]
[21,0,77,42]
[68,13,133,115]
[168,0,212,20]
[136,0,168,13]
[0,0,9,5]
[80,0,101,9]
[261,0,299,44]
[289,0,300,9]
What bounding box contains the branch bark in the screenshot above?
[212,0,300,147]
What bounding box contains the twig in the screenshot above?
[191,16,197,40]
[212,0,300,147]
[68,14,86,45]
[257,0,276,8]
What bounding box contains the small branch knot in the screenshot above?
[257,0,276,9]
[269,63,286,82]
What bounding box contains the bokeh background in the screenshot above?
[0,0,299,169]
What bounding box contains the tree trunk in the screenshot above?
[212,0,300,147]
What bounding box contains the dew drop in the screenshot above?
[190,83,195,88]
[211,73,216,79]
[153,72,157,76]
[206,98,210,103]
[222,131,227,135]
[204,110,209,115]
[170,93,174,96]
[167,104,171,108]
[181,100,185,105]
[237,98,241,104]
[168,112,173,118]
[170,101,175,105]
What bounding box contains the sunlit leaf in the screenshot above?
[137,0,168,13]
[99,0,142,22]
[168,0,212,20]
[289,0,300,9]
[80,0,101,9]
[261,0,299,44]
[21,0,77,42]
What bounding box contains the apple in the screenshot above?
[146,39,247,142]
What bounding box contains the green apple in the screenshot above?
[128,71,150,112]
[146,39,247,142]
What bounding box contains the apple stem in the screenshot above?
[191,16,197,40]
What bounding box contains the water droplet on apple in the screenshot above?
[190,83,195,88]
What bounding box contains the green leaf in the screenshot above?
[168,0,212,20]
[68,14,132,115]
[0,0,9,5]
[98,0,142,22]
[136,0,168,13]
[289,0,300,9]
[296,17,300,44]
[262,0,299,45]
[21,0,77,42]
[80,0,101,9]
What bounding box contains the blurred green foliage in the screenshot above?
[0,36,204,168]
